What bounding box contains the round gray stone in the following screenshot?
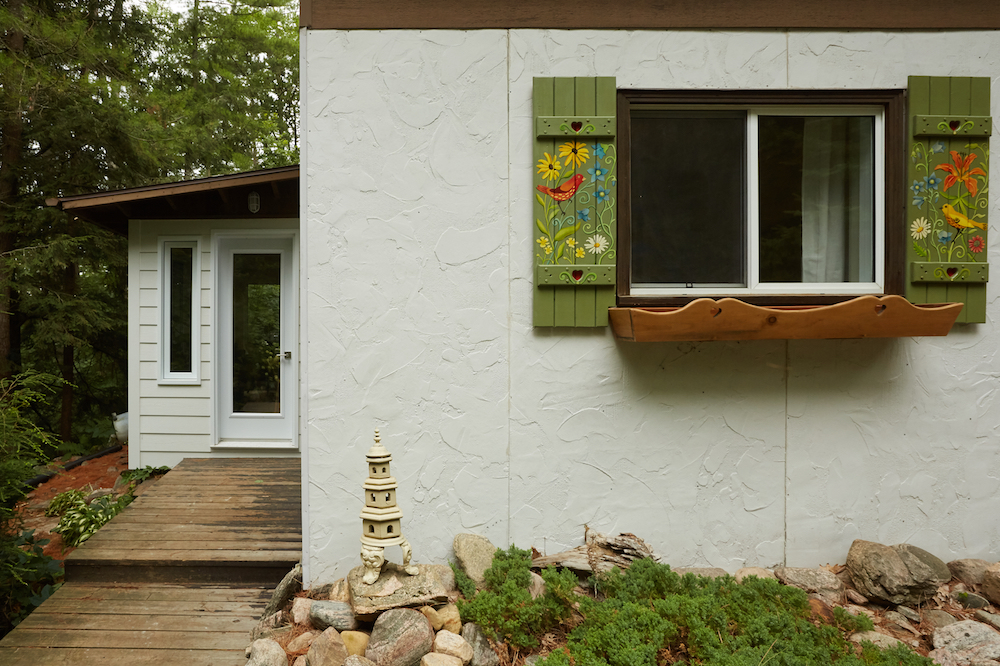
[366,608,434,666]
[311,600,359,632]
[246,638,288,666]
[460,623,500,666]
[948,559,992,586]
[931,620,1000,663]
[453,534,497,589]
[306,627,350,666]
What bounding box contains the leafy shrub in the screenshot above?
[456,545,579,649]
[53,493,133,547]
[450,561,478,599]
[120,465,170,485]
[0,530,62,637]
[45,489,87,517]
[0,374,57,522]
[536,558,932,666]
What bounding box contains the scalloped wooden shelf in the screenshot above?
[609,296,964,342]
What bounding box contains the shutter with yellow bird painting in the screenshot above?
[906,75,991,324]
[533,77,617,327]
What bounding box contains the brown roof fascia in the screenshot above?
[47,166,299,213]
[302,0,1000,30]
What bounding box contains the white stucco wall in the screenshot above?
[302,29,1000,585]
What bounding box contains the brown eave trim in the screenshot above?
[48,166,299,212]
[303,0,1000,30]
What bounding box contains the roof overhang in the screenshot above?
[47,166,300,236]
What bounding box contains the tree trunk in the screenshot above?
[0,0,25,378]
[60,262,77,443]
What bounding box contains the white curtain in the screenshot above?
[800,118,874,283]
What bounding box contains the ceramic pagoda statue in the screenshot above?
[359,429,419,584]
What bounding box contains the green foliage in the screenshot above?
[0,374,57,520]
[457,545,579,649]
[44,488,86,517]
[531,559,934,666]
[450,561,478,599]
[0,529,63,636]
[53,493,133,548]
[120,465,170,485]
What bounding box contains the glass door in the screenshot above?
[216,236,296,445]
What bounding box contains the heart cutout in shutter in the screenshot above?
[572,270,583,281]
[947,267,958,277]
[949,120,961,132]
[571,121,583,132]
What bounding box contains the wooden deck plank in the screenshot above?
[2,457,301,660]
[77,539,302,550]
[67,549,301,562]
[0,647,247,666]
[18,612,260,632]
[1,628,250,650]
[34,599,266,614]
[52,585,270,602]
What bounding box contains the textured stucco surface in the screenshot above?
[303,29,1000,584]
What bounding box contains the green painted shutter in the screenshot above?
[906,76,991,324]
[533,77,616,327]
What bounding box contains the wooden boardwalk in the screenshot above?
[0,457,301,665]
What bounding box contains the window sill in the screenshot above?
[609,295,963,342]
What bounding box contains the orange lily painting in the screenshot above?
[936,150,986,198]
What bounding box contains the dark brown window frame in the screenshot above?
[616,88,906,308]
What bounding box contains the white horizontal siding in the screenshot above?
[130,218,299,468]
[140,397,212,417]
[141,415,212,435]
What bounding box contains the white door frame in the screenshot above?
[212,231,298,450]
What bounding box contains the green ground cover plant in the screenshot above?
[52,493,133,548]
[120,465,170,485]
[458,549,933,666]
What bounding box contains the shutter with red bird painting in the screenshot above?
[906,76,991,324]
[533,77,617,327]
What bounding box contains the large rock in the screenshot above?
[734,567,776,584]
[930,620,1000,665]
[365,608,434,666]
[311,600,359,631]
[982,563,1000,606]
[345,657,376,666]
[948,559,992,587]
[350,563,454,620]
[849,631,904,650]
[307,627,350,666]
[773,567,843,605]
[345,656,377,666]
[846,540,949,605]
[292,597,314,625]
[434,630,473,665]
[420,655,463,666]
[453,534,497,589]
[264,563,303,617]
[342,630,371,656]
[246,638,288,666]
[460,623,500,666]
[288,632,318,653]
[436,604,461,634]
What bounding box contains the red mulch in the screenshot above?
[15,445,131,561]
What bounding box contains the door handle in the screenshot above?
[284,351,292,360]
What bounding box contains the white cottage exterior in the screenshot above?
[53,168,303,469]
[52,2,1000,589]
[299,2,1000,586]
